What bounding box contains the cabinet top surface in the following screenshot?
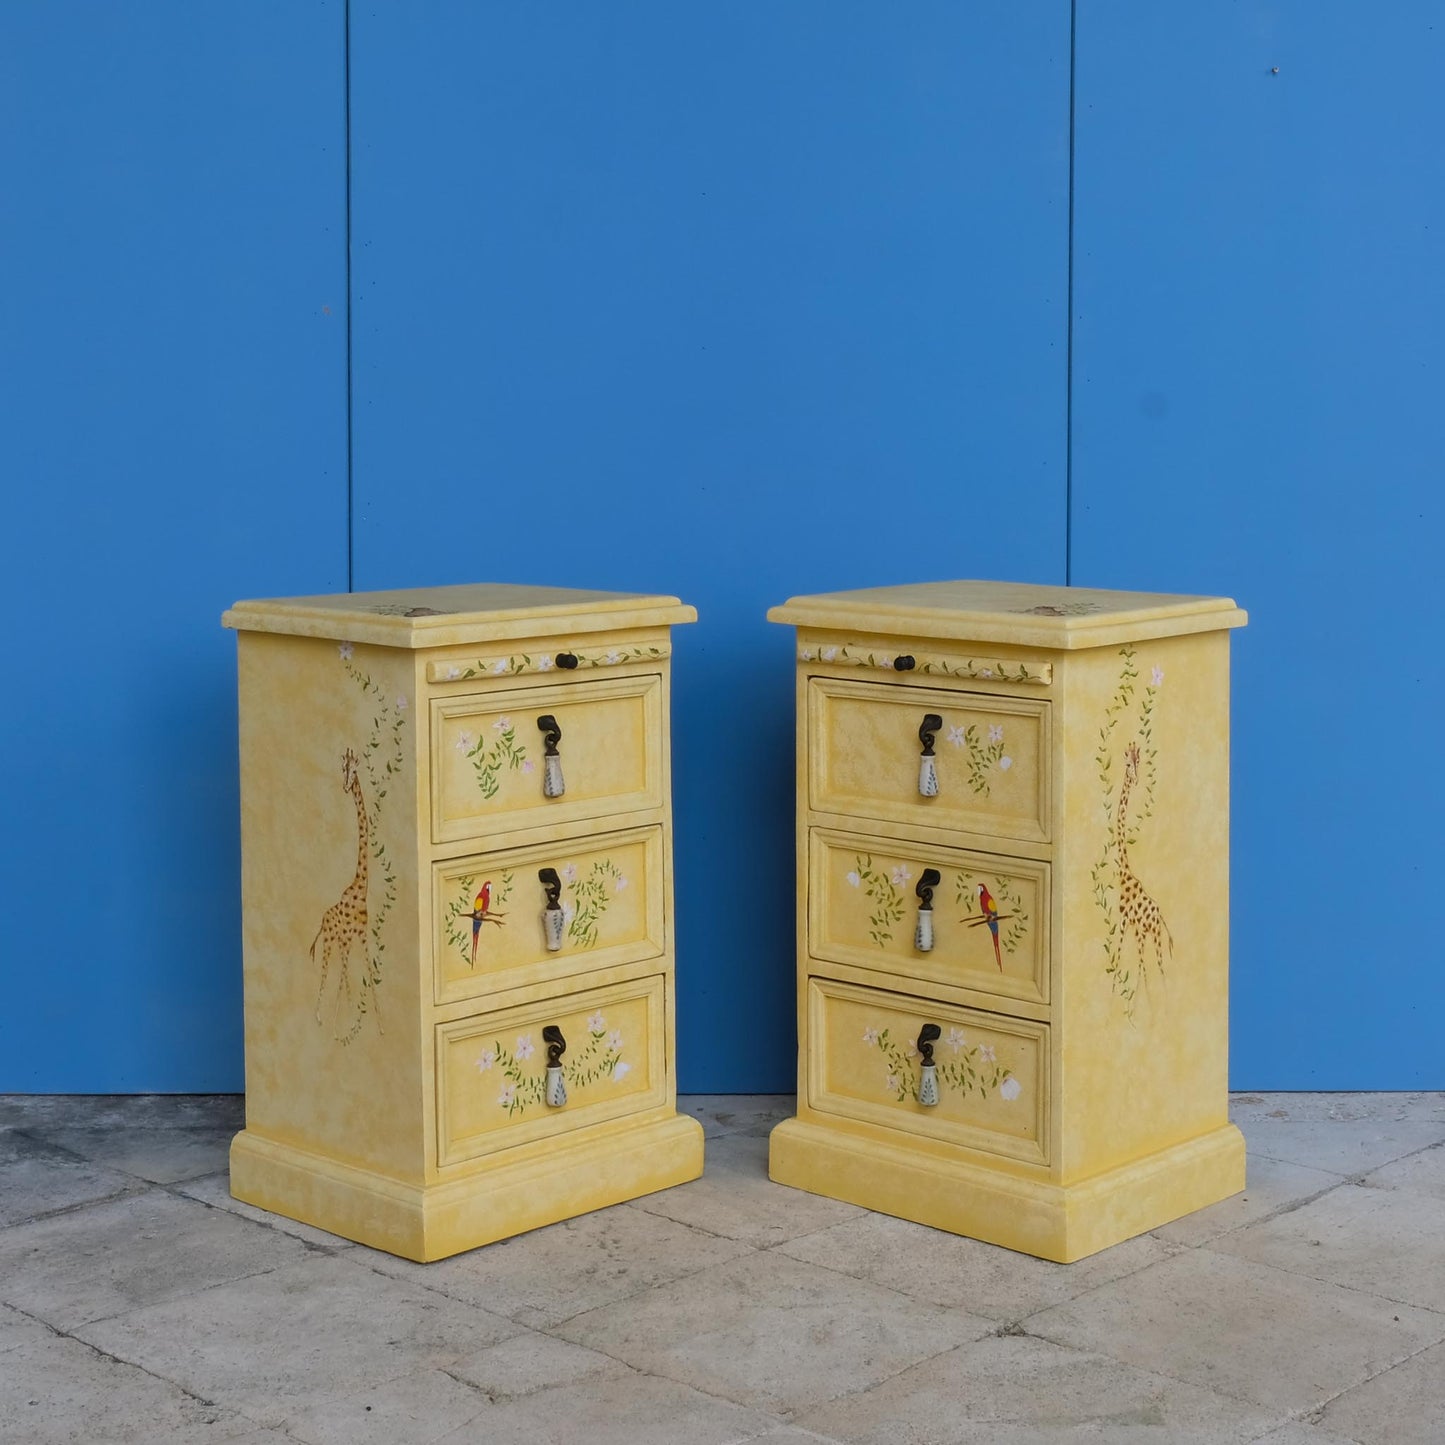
[223,582,696,648]
[768,579,1245,649]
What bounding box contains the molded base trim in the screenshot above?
[231,1112,705,1261]
[768,1116,1244,1263]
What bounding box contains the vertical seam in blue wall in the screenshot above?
[1065,0,1077,586]
[344,0,355,591]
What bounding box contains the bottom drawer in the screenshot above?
[808,976,1048,1165]
[437,975,666,1167]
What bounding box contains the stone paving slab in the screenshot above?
[428,1367,780,1445]
[0,1333,262,1444]
[0,1094,244,1133]
[446,1329,628,1399]
[775,1209,1178,1323]
[22,1124,234,1184]
[278,1366,493,1445]
[1360,1141,1445,1200]
[680,1095,796,1139]
[175,1169,360,1249]
[553,1248,995,1416]
[362,1199,754,1328]
[792,1331,1284,1444]
[0,1188,312,1331]
[74,1253,521,1429]
[1150,1154,1347,1248]
[629,1131,867,1247]
[1208,1182,1445,1313]
[0,1128,143,1228]
[0,1300,55,1357]
[1234,1115,1445,1176]
[1230,1092,1445,1125]
[1316,1338,1445,1445]
[1025,1248,1445,1415]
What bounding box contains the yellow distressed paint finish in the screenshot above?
[769,579,1247,1262]
[223,583,702,1261]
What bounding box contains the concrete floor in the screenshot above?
[1,1096,1443,1444]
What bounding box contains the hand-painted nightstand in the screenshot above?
[223,583,703,1260]
[766,579,1247,1262]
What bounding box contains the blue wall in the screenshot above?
[2,4,1439,1091]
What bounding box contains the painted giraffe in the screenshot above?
[1117,741,1172,981]
[310,747,369,1034]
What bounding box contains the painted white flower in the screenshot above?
[587,1011,606,1032]
[799,647,815,662]
[476,1048,495,1073]
[492,716,512,733]
[980,668,994,679]
[978,1043,996,1064]
[1151,665,1165,687]
[338,642,353,661]
[522,759,535,774]
[605,650,623,665]
[947,725,966,748]
[987,724,1004,744]
[613,1061,632,1081]
[615,875,629,893]
[515,1034,535,1061]
[946,1028,966,1053]
[1000,1076,1022,1102]
[876,655,892,669]
[608,1030,624,1050]
[538,655,554,671]
[492,659,509,675]
[395,695,408,713]
[444,665,462,680]
[905,1043,919,1061]
[862,1027,879,1046]
[562,863,578,883]
[455,731,473,752]
[885,1073,901,1094]
[820,646,838,662]
[498,1084,515,1109]
[845,870,861,889]
[998,756,1013,771]
[890,864,912,888]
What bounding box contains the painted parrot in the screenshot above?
[469,881,505,965]
[977,882,1002,970]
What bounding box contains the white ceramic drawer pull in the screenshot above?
[538,867,565,951]
[543,1025,568,1107]
[913,869,940,952]
[918,713,942,796]
[917,1024,942,1106]
[536,714,566,797]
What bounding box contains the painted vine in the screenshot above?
[476,1010,632,1119]
[863,1025,1021,1104]
[439,645,668,683]
[846,854,907,946]
[465,716,530,799]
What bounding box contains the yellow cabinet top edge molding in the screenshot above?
[769,578,1246,649]
[224,581,697,648]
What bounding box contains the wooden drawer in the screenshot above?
[809,829,1050,1007]
[807,677,1050,844]
[807,977,1047,1165]
[436,975,666,1167]
[433,826,666,1006]
[430,674,663,844]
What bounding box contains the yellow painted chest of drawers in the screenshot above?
[766,579,1248,1262]
[223,582,703,1260]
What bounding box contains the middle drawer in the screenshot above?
[810,829,1050,1007]
[433,825,665,1006]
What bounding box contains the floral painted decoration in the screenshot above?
[476,1012,631,1118]
[864,1025,1019,1104]
[847,854,906,946]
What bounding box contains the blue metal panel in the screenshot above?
[349,2,1072,1089]
[0,4,348,1089]
[1071,5,1444,1084]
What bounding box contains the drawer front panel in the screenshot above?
[433,827,665,1006]
[808,977,1047,1164]
[430,675,663,843]
[808,678,1050,843]
[810,830,1049,1006]
[437,976,666,1166]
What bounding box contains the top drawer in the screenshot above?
[808,677,1051,843]
[430,674,663,844]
